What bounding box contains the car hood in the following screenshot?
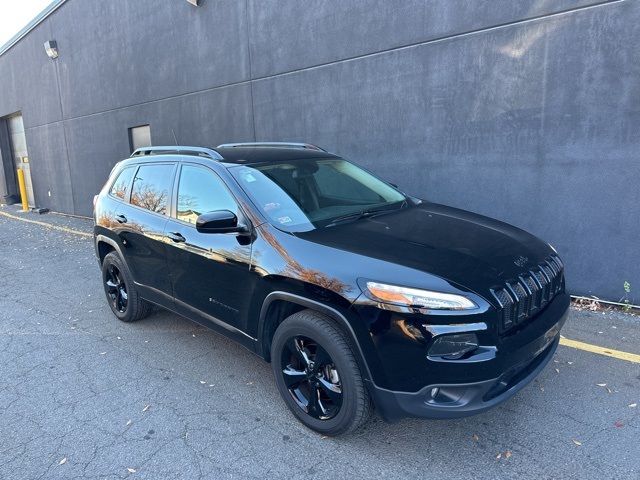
[294,202,554,296]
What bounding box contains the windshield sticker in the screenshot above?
[263,202,280,212]
[277,216,292,224]
[243,173,257,183]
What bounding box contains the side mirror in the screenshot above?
[195,210,248,234]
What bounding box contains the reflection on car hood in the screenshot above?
[294,202,554,295]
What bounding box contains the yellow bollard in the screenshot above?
[16,169,29,212]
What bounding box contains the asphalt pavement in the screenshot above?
[0,204,638,479]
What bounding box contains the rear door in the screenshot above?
[164,163,253,332]
[118,162,177,305]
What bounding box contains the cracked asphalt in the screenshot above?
[1,204,639,479]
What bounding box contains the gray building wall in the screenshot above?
[0,0,637,302]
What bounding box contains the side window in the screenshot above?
[177,165,238,225]
[109,166,136,200]
[130,164,174,215]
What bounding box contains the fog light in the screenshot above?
[428,333,479,360]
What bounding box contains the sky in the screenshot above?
[0,0,54,47]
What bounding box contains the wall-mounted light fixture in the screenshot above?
[186,0,201,6]
[44,40,58,59]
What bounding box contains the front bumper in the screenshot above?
[363,293,569,421]
[369,335,559,420]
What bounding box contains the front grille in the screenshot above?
[491,255,565,334]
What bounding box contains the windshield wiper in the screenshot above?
[326,202,406,228]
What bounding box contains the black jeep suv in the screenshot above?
[94,143,569,435]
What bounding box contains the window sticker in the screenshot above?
[243,172,257,183]
[263,202,280,212]
[277,216,292,224]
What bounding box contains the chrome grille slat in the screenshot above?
[523,275,541,311]
[511,282,529,322]
[492,255,564,334]
[492,288,514,330]
[533,270,550,305]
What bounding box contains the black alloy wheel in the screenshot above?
[101,251,152,322]
[271,310,372,435]
[105,263,128,313]
[281,335,343,420]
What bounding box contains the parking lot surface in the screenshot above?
[1,205,638,479]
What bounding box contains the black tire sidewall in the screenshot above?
[101,252,134,322]
[271,315,363,435]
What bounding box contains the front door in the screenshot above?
[7,114,35,207]
[164,163,253,331]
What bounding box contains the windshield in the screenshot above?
[230,158,406,232]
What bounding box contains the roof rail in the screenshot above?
[130,146,223,160]
[216,142,327,152]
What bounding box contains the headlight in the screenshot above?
[363,281,477,310]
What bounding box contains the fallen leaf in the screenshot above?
[572,439,582,446]
[505,451,512,459]
[596,383,607,387]
[126,419,132,426]
[606,387,613,394]
[127,467,136,473]
[567,362,574,365]
[142,405,150,412]
[59,457,67,465]
[199,381,206,384]
[555,368,560,373]
[472,434,479,442]
[496,453,502,459]
[614,420,624,428]
[629,403,637,408]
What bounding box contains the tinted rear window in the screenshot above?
[130,164,174,215]
[109,166,136,200]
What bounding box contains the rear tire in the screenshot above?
[101,251,152,322]
[271,309,372,436]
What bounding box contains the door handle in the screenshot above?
[115,214,127,224]
[167,232,186,243]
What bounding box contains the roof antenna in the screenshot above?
[171,128,179,146]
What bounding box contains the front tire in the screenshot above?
[101,251,152,322]
[271,309,372,436]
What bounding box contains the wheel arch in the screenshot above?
[95,234,124,264]
[257,291,373,383]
